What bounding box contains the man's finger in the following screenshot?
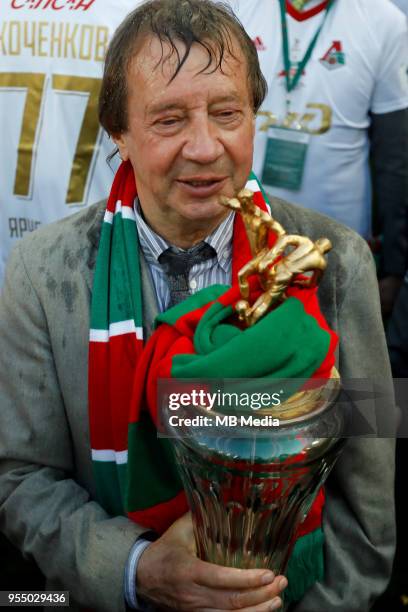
[201,595,283,612]
[195,559,281,589]
[192,578,287,610]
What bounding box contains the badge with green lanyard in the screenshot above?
[262,0,334,191]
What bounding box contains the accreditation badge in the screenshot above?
[261,127,310,191]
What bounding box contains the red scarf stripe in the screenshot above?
[295,488,325,538]
[89,344,111,448]
[106,160,136,213]
[252,190,267,209]
[127,490,189,533]
[129,323,180,427]
[89,335,143,450]
[121,163,137,206]
[106,162,127,214]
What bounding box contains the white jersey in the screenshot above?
[391,0,408,17]
[229,0,408,237]
[0,0,143,285]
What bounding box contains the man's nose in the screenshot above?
[182,117,224,164]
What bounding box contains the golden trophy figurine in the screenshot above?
[221,190,332,327]
[220,188,285,257]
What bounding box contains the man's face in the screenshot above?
[114,35,255,239]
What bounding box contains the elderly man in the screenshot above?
[0,1,395,611]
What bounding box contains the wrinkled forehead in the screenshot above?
[127,32,246,87]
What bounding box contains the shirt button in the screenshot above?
[189,279,197,290]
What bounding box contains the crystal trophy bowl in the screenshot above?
[165,369,346,576]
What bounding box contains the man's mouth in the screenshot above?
[176,176,228,196]
[185,179,218,187]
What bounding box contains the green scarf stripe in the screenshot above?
[122,216,143,329]
[286,528,324,602]
[92,461,127,516]
[155,284,229,328]
[90,213,143,330]
[109,214,142,325]
[194,300,236,355]
[126,414,183,510]
[90,219,113,330]
[170,297,330,382]
[249,169,271,205]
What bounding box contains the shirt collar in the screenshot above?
[286,0,329,21]
[134,199,234,272]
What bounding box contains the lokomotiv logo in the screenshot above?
[319,41,346,71]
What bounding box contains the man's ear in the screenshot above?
[111,133,129,161]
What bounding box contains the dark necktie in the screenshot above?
[158,242,216,307]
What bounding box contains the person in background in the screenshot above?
[387,272,408,377]
[228,0,408,316]
[0,0,143,287]
[386,270,408,610]
[391,0,408,18]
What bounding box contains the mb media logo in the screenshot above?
[320,41,345,70]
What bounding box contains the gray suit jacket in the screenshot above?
[0,197,396,612]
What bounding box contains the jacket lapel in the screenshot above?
[84,201,105,293]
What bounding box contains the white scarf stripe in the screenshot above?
[121,206,136,222]
[110,200,136,221]
[92,449,128,464]
[90,320,143,342]
[244,179,272,214]
[104,202,136,225]
[245,179,261,192]
[90,329,109,342]
[109,320,143,338]
[104,210,114,225]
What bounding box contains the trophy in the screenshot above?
[164,189,347,608]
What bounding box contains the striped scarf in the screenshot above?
[89,160,338,602]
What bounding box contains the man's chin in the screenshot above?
[180,201,227,222]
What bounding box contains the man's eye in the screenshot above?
[157,117,181,126]
[216,110,240,121]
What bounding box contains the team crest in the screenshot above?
[320,41,345,70]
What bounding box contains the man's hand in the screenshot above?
[136,513,288,611]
